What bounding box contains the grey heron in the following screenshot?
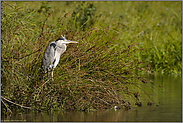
[41,35,78,81]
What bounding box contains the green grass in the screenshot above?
[1,1,181,114]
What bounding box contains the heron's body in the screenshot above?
[41,35,78,81]
[41,41,66,73]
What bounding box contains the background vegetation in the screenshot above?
[1,1,182,114]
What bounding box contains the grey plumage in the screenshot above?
[40,35,78,81]
[41,41,65,73]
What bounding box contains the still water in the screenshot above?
[1,74,182,122]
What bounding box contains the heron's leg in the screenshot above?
[51,69,54,83]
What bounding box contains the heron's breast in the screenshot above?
[53,47,66,68]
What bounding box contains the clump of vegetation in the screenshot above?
[71,2,97,31]
[1,1,181,115]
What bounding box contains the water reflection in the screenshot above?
[1,75,182,122]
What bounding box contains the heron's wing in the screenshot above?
[41,41,56,71]
[49,42,57,65]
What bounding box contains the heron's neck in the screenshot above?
[57,43,67,51]
[63,44,67,51]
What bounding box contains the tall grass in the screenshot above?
[1,1,181,114]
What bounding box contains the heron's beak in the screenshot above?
[63,40,78,44]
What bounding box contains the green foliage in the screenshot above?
[1,1,181,114]
[149,38,182,74]
[37,2,52,14]
[71,2,97,30]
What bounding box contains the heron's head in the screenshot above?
[56,35,78,44]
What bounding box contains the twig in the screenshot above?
[1,99,12,113]
[1,96,33,110]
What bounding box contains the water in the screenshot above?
[1,74,182,122]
